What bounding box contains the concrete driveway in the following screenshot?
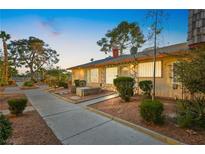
[10,85,164,145]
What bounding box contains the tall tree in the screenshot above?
[174,45,205,98]
[97,21,145,55]
[146,10,168,100]
[9,37,59,81]
[0,50,3,82]
[0,31,11,84]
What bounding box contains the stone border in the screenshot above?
[48,91,116,104]
[1,106,35,115]
[86,106,185,145]
[50,92,78,104]
[20,86,39,90]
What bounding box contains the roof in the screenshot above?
[68,42,189,69]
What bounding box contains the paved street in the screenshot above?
[5,84,164,145]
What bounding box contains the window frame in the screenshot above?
[105,67,118,84]
[138,61,162,78]
[172,62,180,85]
[90,68,99,83]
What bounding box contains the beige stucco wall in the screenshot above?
[136,57,183,99]
[72,68,86,83]
[71,57,184,99]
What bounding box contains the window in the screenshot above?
[138,61,162,77]
[106,67,118,84]
[90,68,99,83]
[172,63,179,84]
[86,70,90,83]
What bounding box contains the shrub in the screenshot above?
[139,99,164,124]
[58,81,68,88]
[176,97,205,129]
[79,80,86,87]
[45,76,58,87]
[74,80,80,87]
[7,98,28,116]
[0,114,12,145]
[8,80,16,86]
[0,80,7,87]
[114,76,135,102]
[74,80,86,87]
[139,80,153,97]
[23,81,34,87]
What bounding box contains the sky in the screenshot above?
[0,9,188,72]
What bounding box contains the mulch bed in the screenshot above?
[6,111,61,145]
[0,93,32,110]
[89,95,205,145]
[51,88,115,103]
[1,93,61,145]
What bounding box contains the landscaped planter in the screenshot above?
[1,93,61,145]
[89,95,205,145]
[49,87,116,104]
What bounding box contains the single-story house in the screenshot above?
[68,42,189,99]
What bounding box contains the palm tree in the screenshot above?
[0,31,11,85]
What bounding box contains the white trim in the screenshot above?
[90,68,99,83]
[138,61,162,77]
[106,67,118,84]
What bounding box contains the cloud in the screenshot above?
[39,18,61,36]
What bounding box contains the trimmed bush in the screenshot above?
[0,80,7,87]
[8,80,16,86]
[139,80,153,97]
[114,76,135,102]
[7,98,28,116]
[139,99,164,124]
[74,79,86,87]
[79,80,86,87]
[0,114,12,145]
[74,80,80,87]
[23,81,34,87]
[176,97,205,129]
[58,81,68,89]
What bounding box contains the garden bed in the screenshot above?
[50,87,115,103]
[6,111,61,145]
[89,95,205,144]
[1,93,61,145]
[0,93,32,110]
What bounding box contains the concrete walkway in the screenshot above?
[24,88,164,145]
[5,84,164,145]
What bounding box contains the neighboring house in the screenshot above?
[68,42,189,99]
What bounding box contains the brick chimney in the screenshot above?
[112,43,119,58]
[112,48,119,58]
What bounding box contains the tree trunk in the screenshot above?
[3,40,8,85]
[152,10,158,101]
[30,66,35,82]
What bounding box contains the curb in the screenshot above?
[51,92,78,104]
[2,106,35,115]
[48,91,118,104]
[86,106,185,145]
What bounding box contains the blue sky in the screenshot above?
[0,9,188,71]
